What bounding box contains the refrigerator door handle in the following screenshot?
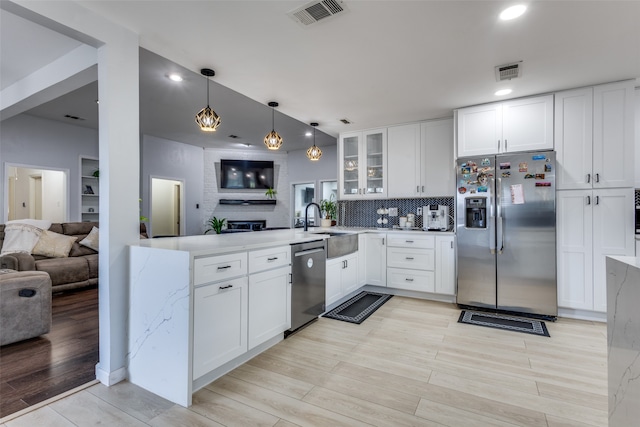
[497,216,504,254]
[489,215,496,254]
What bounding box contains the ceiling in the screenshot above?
[2,1,639,152]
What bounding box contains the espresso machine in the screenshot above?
[424,205,449,231]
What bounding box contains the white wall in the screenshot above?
[635,88,640,188]
[141,134,204,236]
[204,148,290,229]
[287,145,337,186]
[0,114,98,222]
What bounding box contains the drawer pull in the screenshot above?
[405,257,414,260]
[267,257,278,261]
[405,278,414,282]
[405,240,414,243]
[217,265,232,270]
[219,284,233,290]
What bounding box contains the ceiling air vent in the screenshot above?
[339,118,352,124]
[495,61,523,81]
[288,0,348,27]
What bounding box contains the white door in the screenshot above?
[387,123,421,198]
[555,88,593,190]
[341,254,359,296]
[593,81,635,189]
[591,188,636,312]
[326,258,343,306]
[456,103,502,157]
[421,119,454,197]
[557,190,593,310]
[502,95,554,153]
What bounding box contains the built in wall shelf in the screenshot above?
[219,199,277,206]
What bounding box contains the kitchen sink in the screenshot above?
[312,232,358,259]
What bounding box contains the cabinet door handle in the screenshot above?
[595,173,600,183]
[217,265,231,270]
[219,284,233,290]
[451,241,454,249]
[595,195,600,205]
[267,257,278,261]
[382,238,385,245]
[586,173,591,183]
[289,273,292,284]
[416,185,420,193]
[405,257,414,260]
[586,195,591,205]
[405,278,414,282]
[422,186,425,193]
[504,139,507,151]
[498,140,501,151]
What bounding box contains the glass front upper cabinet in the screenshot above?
[338,129,387,200]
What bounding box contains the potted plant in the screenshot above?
[319,195,337,227]
[265,187,277,199]
[204,216,226,234]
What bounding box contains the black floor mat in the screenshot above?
[323,292,392,324]
[458,310,550,337]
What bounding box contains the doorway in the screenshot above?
[151,177,184,237]
[5,165,68,222]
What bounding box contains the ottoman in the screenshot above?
[0,269,52,346]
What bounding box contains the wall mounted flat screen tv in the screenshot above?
[220,159,275,189]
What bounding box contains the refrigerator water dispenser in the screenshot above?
[465,198,486,229]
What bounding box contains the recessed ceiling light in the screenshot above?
[168,73,183,82]
[499,5,527,21]
[495,89,513,96]
[305,131,312,137]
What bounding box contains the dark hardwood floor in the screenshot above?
[0,287,98,418]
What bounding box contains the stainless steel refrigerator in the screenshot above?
[456,151,557,317]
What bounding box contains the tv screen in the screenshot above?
[220,159,274,189]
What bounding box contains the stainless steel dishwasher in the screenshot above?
[286,240,326,336]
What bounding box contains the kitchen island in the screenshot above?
[606,255,640,427]
[128,227,455,406]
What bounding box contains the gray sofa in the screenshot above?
[0,222,147,292]
[0,269,52,346]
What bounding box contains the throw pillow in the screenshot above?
[79,226,99,252]
[7,219,52,230]
[32,230,78,258]
[0,223,43,255]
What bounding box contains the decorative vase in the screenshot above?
[321,218,332,227]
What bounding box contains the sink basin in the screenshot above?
[313,231,358,258]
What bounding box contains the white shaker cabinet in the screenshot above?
[363,233,386,287]
[338,129,387,200]
[457,95,553,157]
[555,81,635,190]
[193,276,248,379]
[386,233,435,293]
[387,119,454,198]
[557,188,635,312]
[326,253,359,306]
[435,235,456,295]
[248,267,291,350]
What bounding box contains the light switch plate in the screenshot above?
[388,207,398,216]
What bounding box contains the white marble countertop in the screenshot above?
[607,255,640,268]
[132,227,455,256]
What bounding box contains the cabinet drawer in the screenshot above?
[386,234,434,249]
[249,245,291,274]
[387,267,434,293]
[387,247,434,270]
[194,252,247,285]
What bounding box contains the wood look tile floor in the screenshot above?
[0,297,608,427]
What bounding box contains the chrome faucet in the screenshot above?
[304,202,320,232]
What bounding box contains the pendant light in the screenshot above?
[306,122,322,161]
[264,101,284,150]
[195,68,221,132]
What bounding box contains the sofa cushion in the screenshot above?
[1,224,43,255]
[86,253,98,280]
[35,257,89,286]
[62,222,98,236]
[79,227,99,252]
[69,241,98,257]
[32,230,78,258]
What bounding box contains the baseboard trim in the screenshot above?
[558,307,607,322]
[95,364,127,386]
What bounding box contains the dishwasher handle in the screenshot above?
[294,248,325,257]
